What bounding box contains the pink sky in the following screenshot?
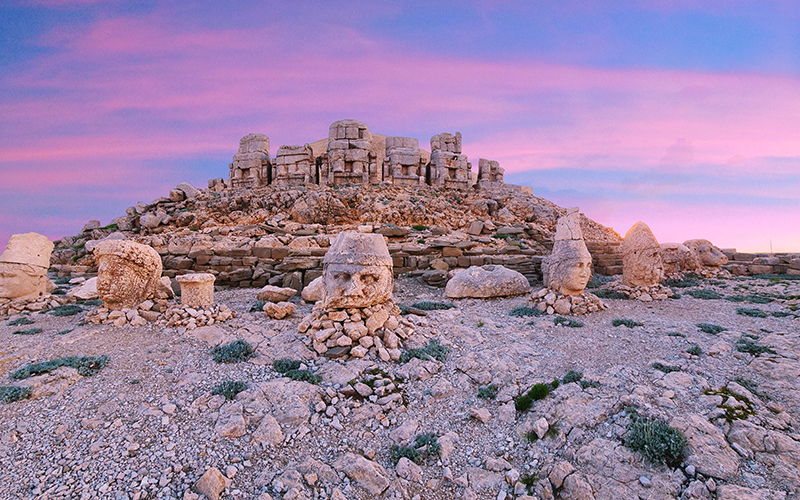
[1,1,798,253]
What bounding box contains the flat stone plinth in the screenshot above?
[176,273,215,307]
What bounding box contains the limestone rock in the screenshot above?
[333,453,390,495]
[660,242,700,274]
[716,485,786,500]
[66,276,98,300]
[541,208,592,296]
[176,273,215,307]
[669,414,739,480]
[94,240,162,310]
[263,301,296,319]
[0,232,54,301]
[257,285,297,302]
[176,181,199,199]
[215,402,246,438]
[252,414,284,446]
[622,222,664,287]
[445,265,529,298]
[193,467,231,500]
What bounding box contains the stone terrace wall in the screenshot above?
[586,242,623,276]
[722,251,800,276]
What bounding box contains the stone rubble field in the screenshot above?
[1,274,800,500]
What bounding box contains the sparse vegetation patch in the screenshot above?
[735,336,776,355]
[687,289,722,300]
[736,307,768,318]
[284,369,322,385]
[554,316,583,328]
[399,339,449,363]
[652,362,681,374]
[12,355,109,380]
[211,340,255,363]
[509,306,543,317]
[212,381,248,400]
[612,319,643,328]
[697,323,727,335]
[411,301,455,311]
[625,413,686,466]
[477,384,499,400]
[12,328,42,335]
[6,317,34,326]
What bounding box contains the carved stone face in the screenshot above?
[96,255,156,310]
[623,247,664,287]
[559,255,593,296]
[323,263,393,309]
[0,262,48,301]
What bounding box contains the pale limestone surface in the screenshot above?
[176,273,215,308]
[94,240,163,310]
[541,208,593,297]
[322,232,393,310]
[445,265,530,299]
[622,221,664,287]
[477,158,504,189]
[0,232,54,301]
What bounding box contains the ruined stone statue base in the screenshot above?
[0,294,68,317]
[158,303,234,330]
[607,282,674,302]
[298,299,415,362]
[530,288,606,315]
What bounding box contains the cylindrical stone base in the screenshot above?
[176,273,215,308]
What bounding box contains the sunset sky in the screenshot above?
[1,0,798,252]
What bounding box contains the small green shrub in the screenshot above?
[520,473,538,494]
[523,430,539,442]
[687,289,722,300]
[492,233,509,239]
[391,445,422,464]
[697,323,727,335]
[579,379,600,389]
[411,301,455,311]
[53,277,71,285]
[47,305,84,317]
[212,381,248,400]
[411,225,428,231]
[666,331,685,337]
[273,358,302,373]
[554,316,583,328]
[6,317,34,326]
[516,383,551,411]
[687,345,703,356]
[593,289,629,300]
[12,355,109,379]
[509,306,543,317]
[550,378,560,389]
[771,311,793,318]
[52,287,68,295]
[612,319,643,328]
[725,294,772,304]
[562,370,583,384]
[250,300,266,312]
[477,384,499,400]
[414,432,441,457]
[0,386,32,403]
[625,415,686,466]
[399,339,449,363]
[284,369,322,385]
[735,336,776,355]
[56,329,73,335]
[665,276,700,288]
[76,299,104,307]
[652,362,681,374]
[211,340,255,363]
[670,292,682,299]
[12,328,42,335]
[586,274,613,289]
[477,319,485,327]
[737,307,768,318]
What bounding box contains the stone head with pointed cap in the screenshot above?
[0,232,54,301]
[622,221,664,287]
[322,232,393,309]
[542,208,593,296]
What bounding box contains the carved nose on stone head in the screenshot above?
[343,277,364,296]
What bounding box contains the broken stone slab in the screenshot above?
[256,285,297,302]
[445,265,529,298]
[176,273,215,307]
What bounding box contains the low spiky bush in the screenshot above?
[12,355,109,379]
[687,345,703,356]
[411,301,455,311]
[515,383,551,411]
[562,370,583,384]
[6,317,34,326]
[509,306,543,317]
[273,358,302,373]
[593,289,629,300]
[390,445,422,465]
[250,300,266,312]
[46,305,84,317]
[411,225,428,231]
[212,381,248,400]
[652,362,681,374]
[736,307,768,318]
[284,369,321,385]
[612,319,643,328]
[735,336,776,355]
[554,317,583,328]
[211,340,255,363]
[477,384,499,400]
[725,294,772,304]
[12,328,42,335]
[399,339,449,363]
[0,386,32,403]
[687,289,722,300]
[697,323,727,335]
[664,276,701,288]
[625,415,686,466]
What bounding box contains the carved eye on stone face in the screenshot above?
[360,273,379,286]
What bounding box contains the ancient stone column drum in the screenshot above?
[176,273,216,308]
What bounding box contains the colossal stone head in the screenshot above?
[542,208,593,296]
[622,222,664,287]
[322,232,393,309]
[683,239,728,267]
[0,232,54,301]
[94,240,162,310]
[660,242,700,274]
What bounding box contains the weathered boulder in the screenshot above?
[301,276,324,302]
[257,285,297,302]
[66,276,98,300]
[193,467,231,500]
[333,453,390,495]
[94,240,162,310]
[263,301,296,319]
[660,242,700,274]
[669,414,739,480]
[0,232,54,301]
[445,265,529,298]
[622,221,664,287]
[176,273,215,307]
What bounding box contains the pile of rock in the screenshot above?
[85,299,168,327]
[606,281,674,302]
[0,294,70,316]
[299,300,412,361]
[158,304,234,330]
[257,285,298,319]
[530,288,605,315]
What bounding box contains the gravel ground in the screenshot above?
[1,274,799,500]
